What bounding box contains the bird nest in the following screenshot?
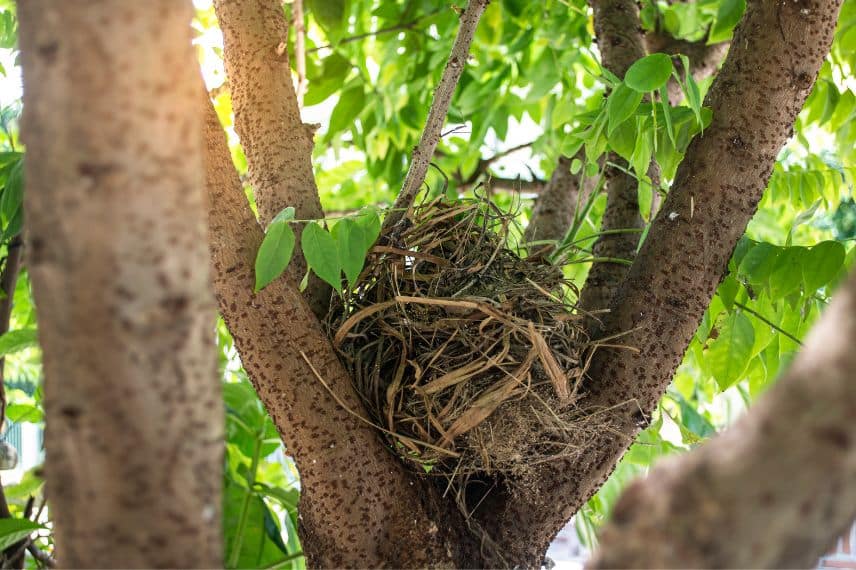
[327,196,592,482]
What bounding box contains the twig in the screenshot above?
[732,300,803,346]
[383,0,490,234]
[307,7,444,53]
[26,543,55,568]
[292,0,306,107]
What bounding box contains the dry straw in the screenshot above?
[327,194,595,486]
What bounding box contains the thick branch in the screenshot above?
[18,2,222,566]
[492,0,842,563]
[383,0,489,233]
[203,100,467,568]
[578,0,648,318]
[589,269,856,568]
[213,0,329,316]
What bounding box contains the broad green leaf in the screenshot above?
[302,223,342,293]
[5,403,42,423]
[738,242,780,289]
[606,83,642,135]
[769,246,806,298]
[254,221,296,292]
[0,328,38,357]
[630,116,653,177]
[707,311,755,390]
[0,519,42,551]
[328,84,366,137]
[224,480,289,569]
[608,116,636,161]
[802,240,845,292]
[709,0,746,43]
[624,54,674,93]
[332,218,368,286]
[270,206,295,225]
[307,0,347,34]
[354,208,381,244]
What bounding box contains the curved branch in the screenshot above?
[589,270,856,568]
[492,0,843,563]
[213,0,329,317]
[203,100,464,568]
[383,0,489,234]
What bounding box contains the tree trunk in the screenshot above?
[18,2,222,566]
[589,269,856,568]
[213,0,331,318]
[488,0,842,564]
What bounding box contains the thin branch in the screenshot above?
[307,7,444,53]
[732,300,802,345]
[383,0,489,234]
[292,0,307,107]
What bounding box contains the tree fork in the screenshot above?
[203,99,485,568]
[491,0,843,564]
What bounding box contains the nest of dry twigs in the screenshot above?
[327,195,594,483]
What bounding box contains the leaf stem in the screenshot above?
[228,435,263,568]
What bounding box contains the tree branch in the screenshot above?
[213,0,329,317]
[203,98,465,567]
[589,269,856,568]
[18,2,223,565]
[491,0,843,563]
[383,0,489,234]
[577,0,649,320]
[307,7,444,53]
[292,0,307,107]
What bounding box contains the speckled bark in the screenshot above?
[18,2,222,567]
[204,100,481,568]
[578,0,647,320]
[489,0,842,564]
[213,0,330,317]
[589,269,856,568]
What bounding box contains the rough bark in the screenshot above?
[213,0,329,317]
[589,269,856,568]
[204,100,480,568]
[578,0,648,318]
[18,2,222,566]
[490,0,842,564]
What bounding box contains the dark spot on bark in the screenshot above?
[38,41,59,62]
[815,426,850,450]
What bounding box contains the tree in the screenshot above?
[0,0,853,567]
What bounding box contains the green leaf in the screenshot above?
[254,221,296,293]
[307,0,347,34]
[709,0,746,43]
[606,83,642,135]
[354,208,381,245]
[302,223,342,293]
[769,246,806,299]
[630,115,653,178]
[0,519,42,551]
[624,54,674,93]
[659,85,676,148]
[270,206,295,225]
[5,403,42,423]
[328,84,366,137]
[802,240,845,292]
[738,242,780,289]
[332,218,368,286]
[0,328,38,357]
[707,311,755,391]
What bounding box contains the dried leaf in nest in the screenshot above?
[326,195,591,480]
